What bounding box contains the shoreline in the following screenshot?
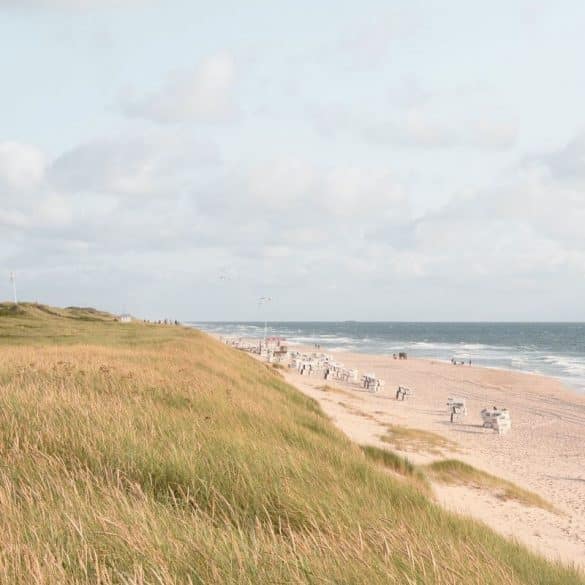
[263,340,585,569]
[190,323,585,395]
[324,346,584,396]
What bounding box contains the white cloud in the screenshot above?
[333,11,421,70]
[0,207,30,229]
[36,194,73,226]
[196,157,409,238]
[118,53,237,124]
[2,131,585,319]
[310,105,517,151]
[407,134,585,285]
[387,77,434,109]
[537,133,585,184]
[323,166,406,217]
[48,133,218,196]
[0,0,147,6]
[0,142,46,192]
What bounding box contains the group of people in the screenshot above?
[451,358,472,366]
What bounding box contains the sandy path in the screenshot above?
[281,347,585,570]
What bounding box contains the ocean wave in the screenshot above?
[457,342,505,351]
[329,345,358,352]
[287,335,356,345]
[539,355,585,372]
[192,322,585,392]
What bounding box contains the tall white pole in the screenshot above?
[258,296,272,351]
[9,272,17,304]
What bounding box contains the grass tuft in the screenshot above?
[361,445,430,492]
[426,459,556,512]
[381,424,458,454]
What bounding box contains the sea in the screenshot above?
[190,321,585,393]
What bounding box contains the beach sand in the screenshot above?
[282,346,585,570]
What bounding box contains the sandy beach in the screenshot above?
[281,346,585,570]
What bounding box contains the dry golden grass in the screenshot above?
[360,445,431,494]
[317,384,356,399]
[426,460,556,513]
[381,424,459,455]
[0,303,581,584]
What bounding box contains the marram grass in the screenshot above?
[426,459,556,513]
[0,303,582,584]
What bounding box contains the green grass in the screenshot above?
[381,424,459,455]
[426,459,556,512]
[360,445,430,492]
[0,302,581,584]
[0,301,184,347]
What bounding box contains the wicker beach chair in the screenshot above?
[395,386,414,400]
[481,408,511,434]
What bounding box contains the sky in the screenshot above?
[1,0,584,321]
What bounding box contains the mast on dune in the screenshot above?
[258,296,272,349]
[9,272,17,304]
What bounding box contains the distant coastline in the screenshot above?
[191,321,585,393]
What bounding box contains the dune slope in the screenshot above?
[0,304,582,584]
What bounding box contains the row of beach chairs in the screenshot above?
[226,340,512,434]
[290,352,384,392]
[447,397,511,434]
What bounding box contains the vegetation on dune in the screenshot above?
[426,459,556,513]
[317,383,355,398]
[381,424,459,455]
[0,303,581,584]
[360,445,430,493]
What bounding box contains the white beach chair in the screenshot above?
[362,374,383,393]
[447,396,462,409]
[481,408,511,434]
[447,397,467,416]
[395,386,413,400]
[448,400,467,422]
[492,410,511,434]
[348,369,359,383]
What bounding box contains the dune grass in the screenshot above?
[426,459,556,512]
[317,384,356,398]
[360,445,430,492]
[381,424,459,455]
[0,302,581,584]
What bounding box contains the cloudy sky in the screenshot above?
[1,0,584,321]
